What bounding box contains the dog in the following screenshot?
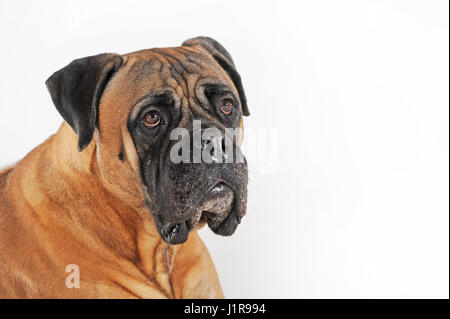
[0,37,249,298]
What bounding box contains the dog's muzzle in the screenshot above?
[152,127,248,245]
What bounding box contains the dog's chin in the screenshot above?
[158,182,240,245]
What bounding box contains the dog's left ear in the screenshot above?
[182,36,250,116]
[46,53,123,152]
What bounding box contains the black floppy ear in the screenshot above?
[46,53,123,151]
[182,36,250,116]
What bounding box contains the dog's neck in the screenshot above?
[49,122,159,242]
[10,123,179,294]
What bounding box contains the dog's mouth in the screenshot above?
[190,181,235,229]
[160,181,238,244]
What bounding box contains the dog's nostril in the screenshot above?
[203,139,215,149]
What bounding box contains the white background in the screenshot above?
[0,0,448,298]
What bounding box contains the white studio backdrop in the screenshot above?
[0,0,448,298]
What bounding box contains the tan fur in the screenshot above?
[0,45,245,298]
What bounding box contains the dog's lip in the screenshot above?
[206,179,238,199]
[158,179,239,243]
[207,179,227,191]
[186,211,203,230]
[210,182,226,193]
[160,221,189,244]
[186,180,234,231]
[201,181,234,210]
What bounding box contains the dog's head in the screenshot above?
[46,37,249,244]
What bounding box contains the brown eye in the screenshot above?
[220,99,233,115]
[143,110,161,127]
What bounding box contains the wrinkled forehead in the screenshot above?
[99,46,235,121]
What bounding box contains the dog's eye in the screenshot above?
[142,110,162,127]
[220,99,233,115]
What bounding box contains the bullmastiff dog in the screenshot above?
[0,37,249,298]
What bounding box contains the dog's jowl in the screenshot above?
[0,37,249,298]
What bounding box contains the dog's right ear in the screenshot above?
[46,53,123,152]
